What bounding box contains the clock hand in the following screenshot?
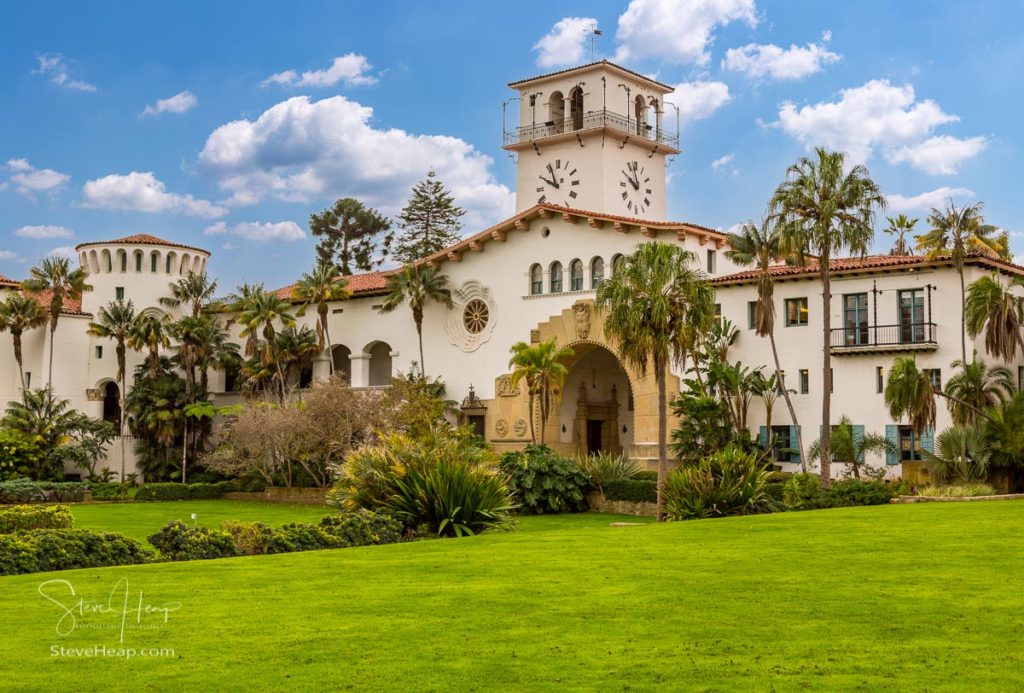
[539,173,559,189]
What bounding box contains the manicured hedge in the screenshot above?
[147,521,238,560]
[88,482,134,500]
[0,504,74,533]
[0,478,89,504]
[0,529,150,575]
[602,478,657,503]
[134,481,239,501]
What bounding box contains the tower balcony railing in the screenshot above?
[503,109,679,149]
[829,322,938,353]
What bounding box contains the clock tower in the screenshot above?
[503,61,679,220]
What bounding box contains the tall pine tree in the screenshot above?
[310,198,393,275]
[393,171,466,263]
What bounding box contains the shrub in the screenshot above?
[576,451,641,493]
[917,484,997,497]
[268,523,342,553]
[220,521,276,555]
[134,482,237,501]
[663,447,771,520]
[88,482,134,501]
[0,478,89,504]
[782,473,824,511]
[0,504,74,533]
[221,511,402,556]
[821,479,899,507]
[333,424,516,537]
[499,445,590,514]
[602,478,657,503]
[0,529,150,576]
[319,510,402,547]
[147,521,237,560]
[0,429,45,480]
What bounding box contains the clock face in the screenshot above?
[620,160,652,215]
[535,158,581,206]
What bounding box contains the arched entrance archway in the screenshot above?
[102,381,121,430]
[551,343,633,456]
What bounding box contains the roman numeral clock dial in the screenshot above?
[620,160,652,215]
[535,158,580,206]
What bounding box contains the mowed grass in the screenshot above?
[2,502,1022,691]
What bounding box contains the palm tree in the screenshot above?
[234,286,296,400]
[87,299,137,480]
[884,214,917,256]
[916,201,1006,364]
[726,217,805,467]
[293,261,350,374]
[128,313,171,378]
[273,326,321,395]
[23,257,91,390]
[379,264,453,378]
[806,415,896,479]
[921,425,990,485]
[885,357,996,436]
[944,357,1014,426]
[160,271,218,317]
[771,147,885,486]
[0,292,47,391]
[508,338,574,444]
[596,241,715,520]
[964,273,1024,363]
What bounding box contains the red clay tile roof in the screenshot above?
[274,272,389,301]
[76,233,209,255]
[712,253,1024,286]
[25,289,89,316]
[0,273,18,288]
[508,60,673,91]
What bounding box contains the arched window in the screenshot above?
[529,264,543,295]
[569,86,584,130]
[134,250,143,273]
[548,91,564,134]
[102,382,121,429]
[180,253,191,275]
[166,251,177,274]
[634,95,648,135]
[88,250,99,274]
[590,257,605,288]
[611,253,625,276]
[648,97,660,138]
[151,251,160,273]
[101,249,112,273]
[367,342,393,386]
[331,345,352,384]
[549,261,563,293]
[117,250,127,273]
[570,259,584,291]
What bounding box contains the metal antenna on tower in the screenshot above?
[585,27,603,61]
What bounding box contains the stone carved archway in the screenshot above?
[484,299,680,466]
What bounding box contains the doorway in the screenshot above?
[586,420,603,454]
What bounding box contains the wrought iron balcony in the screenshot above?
[830,322,938,353]
[503,109,680,149]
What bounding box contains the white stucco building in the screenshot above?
[2,60,1021,481]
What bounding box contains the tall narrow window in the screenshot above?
[569,259,583,291]
[876,366,884,393]
[924,368,941,390]
[529,264,543,295]
[151,252,159,273]
[115,287,124,300]
[706,249,716,274]
[713,303,722,325]
[785,298,809,326]
[550,262,563,293]
[611,254,625,276]
[898,289,925,343]
[590,257,605,288]
[799,369,809,394]
[898,425,923,461]
[771,425,792,462]
[135,251,143,273]
[748,301,758,330]
[843,293,869,346]
[95,346,103,359]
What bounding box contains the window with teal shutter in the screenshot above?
[789,425,801,463]
[759,426,768,450]
[853,425,865,463]
[885,425,899,465]
[920,427,934,454]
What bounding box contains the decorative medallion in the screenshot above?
[445,280,498,352]
[513,418,528,438]
[495,419,509,438]
[496,374,520,397]
[86,388,104,402]
[573,301,592,339]
[530,329,540,343]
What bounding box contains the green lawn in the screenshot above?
[2,502,1021,691]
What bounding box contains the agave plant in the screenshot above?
[662,446,770,520]
[576,450,641,493]
[921,425,990,485]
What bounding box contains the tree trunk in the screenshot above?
[959,267,968,365]
[656,364,668,523]
[120,372,127,481]
[769,329,805,471]
[416,318,426,379]
[323,316,334,376]
[527,392,536,444]
[47,322,56,391]
[181,416,188,484]
[820,254,832,488]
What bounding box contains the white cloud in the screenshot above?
[774,79,986,173]
[5,158,70,197]
[615,0,757,65]
[533,17,599,68]
[711,153,734,169]
[33,53,97,92]
[885,135,988,175]
[142,90,198,117]
[262,53,377,88]
[13,225,74,239]
[198,95,514,229]
[722,40,840,80]
[666,81,731,125]
[47,246,78,261]
[887,186,975,213]
[227,221,304,242]
[82,172,227,218]
[203,221,227,235]
[0,250,19,260]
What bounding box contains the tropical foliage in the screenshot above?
[379,264,452,377]
[507,339,573,444]
[663,446,771,520]
[806,415,896,480]
[23,256,91,389]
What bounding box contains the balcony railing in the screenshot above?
[503,109,679,149]
[830,322,938,352]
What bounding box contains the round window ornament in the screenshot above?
[445,280,498,352]
[541,227,551,238]
[463,299,490,334]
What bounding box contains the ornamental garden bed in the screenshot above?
[895,493,1024,503]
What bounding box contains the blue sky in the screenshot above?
[2,0,1022,291]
